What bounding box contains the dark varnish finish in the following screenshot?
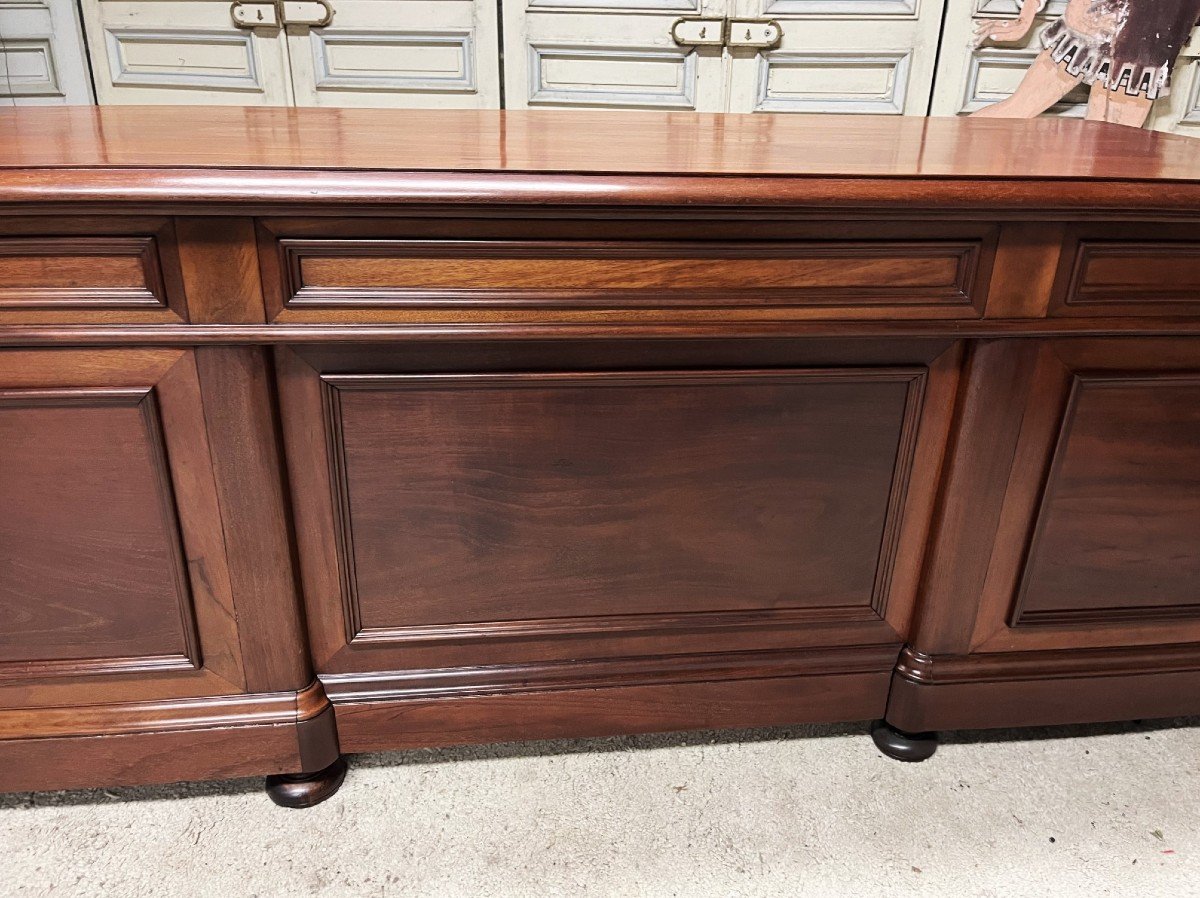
[1,108,1199,798]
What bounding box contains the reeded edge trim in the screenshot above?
[894,642,1200,686]
[0,679,332,741]
[320,645,901,703]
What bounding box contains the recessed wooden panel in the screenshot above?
[0,238,161,308]
[0,387,198,677]
[277,238,983,314]
[1063,242,1200,313]
[1013,374,1200,627]
[0,220,187,323]
[321,368,924,644]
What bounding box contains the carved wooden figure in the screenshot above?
[973,0,1200,126]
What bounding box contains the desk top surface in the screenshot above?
[0,106,1198,183]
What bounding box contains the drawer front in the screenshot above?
[260,219,997,323]
[0,219,187,323]
[1053,224,1200,317]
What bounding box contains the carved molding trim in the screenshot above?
[0,235,167,311]
[104,29,263,91]
[0,679,331,740]
[894,642,1200,686]
[321,645,902,702]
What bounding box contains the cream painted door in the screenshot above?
[81,0,294,104]
[502,0,731,110]
[1146,28,1200,135]
[726,0,949,114]
[1,0,94,104]
[930,2,1086,118]
[286,0,500,107]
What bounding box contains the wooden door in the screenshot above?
[0,0,95,104]
[81,0,295,104]
[502,0,730,110]
[725,0,948,114]
[286,0,502,108]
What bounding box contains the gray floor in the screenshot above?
[3,718,1199,897]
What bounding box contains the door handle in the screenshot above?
[281,0,334,27]
[232,0,333,28]
[671,17,727,48]
[726,19,783,50]
[671,17,782,49]
[230,1,280,28]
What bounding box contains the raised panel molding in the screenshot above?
[104,29,264,91]
[528,0,699,8]
[528,44,695,108]
[756,51,911,114]
[310,31,476,93]
[0,386,202,680]
[320,368,926,648]
[1180,69,1200,125]
[1011,373,1200,628]
[764,0,918,15]
[0,236,168,311]
[959,47,1087,116]
[0,38,61,98]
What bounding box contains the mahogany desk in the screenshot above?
[1,108,1199,806]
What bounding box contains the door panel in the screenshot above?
[286,0,501,107]
[969,339,1200,653]
[277,339,961,675]
[0,349,243,703]
[503,0,728,110]
[0,0,94,104]
[727,0,948,114]
[82,0,294,104]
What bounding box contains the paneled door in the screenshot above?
[502,0,731,110]
[285,0,500,107]
[81,0,500,107]
[725,0,948,114]
[82,0,295,104]
[0,0,94,104]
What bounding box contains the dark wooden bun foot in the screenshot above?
[265,756,348,808]
[871,720,938,762]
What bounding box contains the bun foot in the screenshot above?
[265,756,347,808]
[871,720,938,762]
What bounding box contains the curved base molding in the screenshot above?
[886,644,1200,733]
[0,681,338,794]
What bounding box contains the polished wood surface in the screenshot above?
[1,107,1198,181]
[1,108,1199,797]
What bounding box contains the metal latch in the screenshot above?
[726,19,782,50]
[232,0,333,28]
[671,17,727,47]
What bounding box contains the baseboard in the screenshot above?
[321,646,899,753]
[0,681,338,793]
[886,643,1200,732]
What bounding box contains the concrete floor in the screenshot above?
[2,718,1199,898]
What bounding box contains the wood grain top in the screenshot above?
[1,106,1198,182]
